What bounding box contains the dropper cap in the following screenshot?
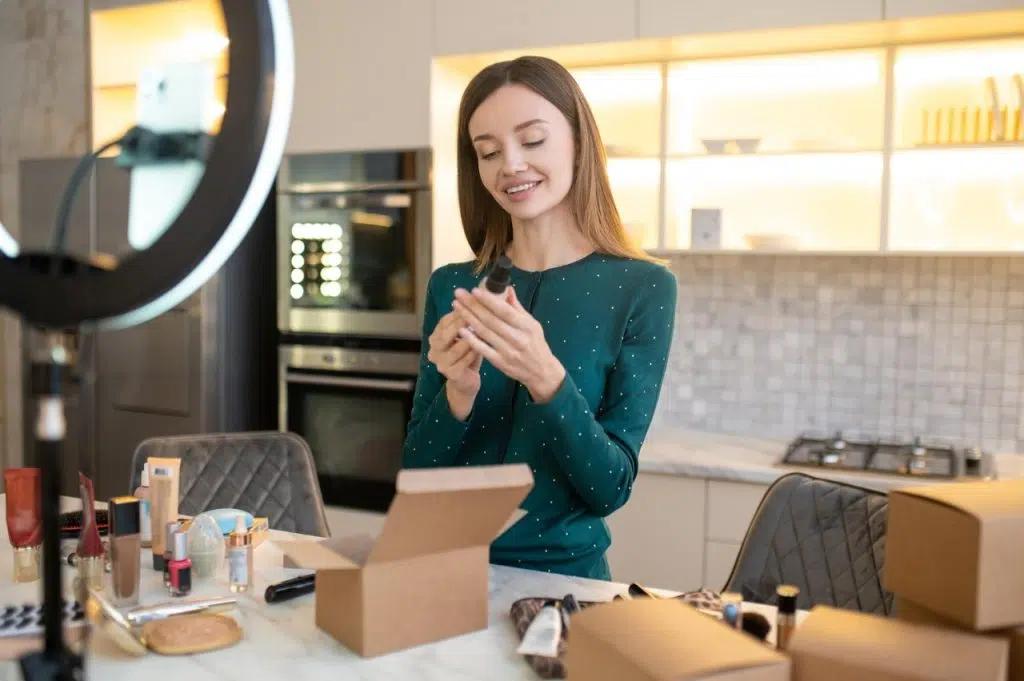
[140,463,149,488]
[776,585,799,615]
[484,255,513,294]
[228,516,250,547]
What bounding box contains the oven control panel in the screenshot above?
[281,345,419,376]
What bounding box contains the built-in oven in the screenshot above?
[279,342,420,512]
[277,148,432,340]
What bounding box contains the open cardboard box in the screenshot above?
[898,598,1024,681]
[565,597,789,681]
[788,605,1009,681]
[883,479,1024,630]
[275,463,533,658]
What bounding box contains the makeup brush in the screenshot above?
[741,612,772,642]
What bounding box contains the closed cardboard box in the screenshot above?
[898,598,1024,681]
[884,479,1024,630]
[788,605,1008,681]
[277,463,533,658]
[566,598,789,681]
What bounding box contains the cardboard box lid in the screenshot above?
[366,464,533,563]
[570,598,787,680]
[789,605,1009,681]
[277,534,375,570]
[891,480,1024,520]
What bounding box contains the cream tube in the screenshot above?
[148,457,181,571]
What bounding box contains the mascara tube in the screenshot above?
[264,573,316,603]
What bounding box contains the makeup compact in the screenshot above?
[85,590,242,657]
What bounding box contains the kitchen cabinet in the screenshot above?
[885,0,1024,19]
[605,473,769,592]
[605,473,706,593]
[286,0,433,153]
[634,0,882,38]
[433,0,635,56]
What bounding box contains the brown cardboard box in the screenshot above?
[883,479,1024,630]
[898,598,1024,681]
[565,598,789,681]
[788,605,1008,681]
[276,463,533,658]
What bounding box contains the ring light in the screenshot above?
[0,2,294,679]
[0,0,293,331]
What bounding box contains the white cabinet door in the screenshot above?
[635,0,883,37]
[706,480,769,543]
[286,0,433,153]
[885,0,1024,18]
[704,540,742,591]
[605,473,706,592]
[434,0,635,56]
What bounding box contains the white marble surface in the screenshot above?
[0,501,798,681]
[638,424,1022,491]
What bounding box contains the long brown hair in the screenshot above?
[456,55,663,273]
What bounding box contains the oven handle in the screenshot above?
[285,372,415,393]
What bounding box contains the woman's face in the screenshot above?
[467,84,576,222]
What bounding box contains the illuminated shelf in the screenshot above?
[431,28,1024,257]
[668,148,883,159]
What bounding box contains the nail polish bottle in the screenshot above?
[162,521,180,588]
[168,530,192,597]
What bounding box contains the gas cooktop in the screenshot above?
[779,432,987,479]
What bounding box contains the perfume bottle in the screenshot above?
[227,517,253,593]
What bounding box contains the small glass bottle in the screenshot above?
[776,585,800,651]
[227,517,252,593]
[168,530,192,597]
[134,463,152,549]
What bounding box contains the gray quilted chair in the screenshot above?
[128,431,330,537]
[722,472,893,615]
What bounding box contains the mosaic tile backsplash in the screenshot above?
[653,254,1024,453]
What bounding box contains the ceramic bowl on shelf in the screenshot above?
[701,138,729,154]
[734,138,761,153]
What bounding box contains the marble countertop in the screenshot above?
[637,425,1022,492]
[0,528,795,681]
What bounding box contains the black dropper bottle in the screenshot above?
[484,255,513,294]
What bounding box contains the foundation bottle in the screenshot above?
[134,463,152,549]
[108,496,142,607]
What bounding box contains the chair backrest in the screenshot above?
[129,431,330,537]
[722,472,893,616]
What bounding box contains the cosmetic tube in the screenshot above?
[775,585,799,651]
[148,457,181,570]
[4,468,42,583]
[168,530,192,597]
[108,496,142,607]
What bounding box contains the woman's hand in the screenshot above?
[427,310,482,420]
[452,285,566,404]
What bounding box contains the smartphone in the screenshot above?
[127,60,217,252]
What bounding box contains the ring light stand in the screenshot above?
[0,2,294,679]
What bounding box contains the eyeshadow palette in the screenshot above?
[0,601,87,638]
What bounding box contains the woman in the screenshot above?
[402,55,677,581]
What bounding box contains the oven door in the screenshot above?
[282,357,417,513]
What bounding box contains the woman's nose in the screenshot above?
[501,148,528,175]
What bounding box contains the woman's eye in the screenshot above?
[523,139,545,148]
[480,150,499,161]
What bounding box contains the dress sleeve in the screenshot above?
[520,265,677,516]
[401,270,472,469]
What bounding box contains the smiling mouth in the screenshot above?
[505,181,540,195]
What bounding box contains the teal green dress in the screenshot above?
[401,252,677,580]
